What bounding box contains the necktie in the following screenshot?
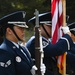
[19,45,30,62]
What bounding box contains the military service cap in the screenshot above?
[0,11,28,28]
[28,12,52,26]
[68,22,75,31]
[68,22,75,35]
[28,12,69,26]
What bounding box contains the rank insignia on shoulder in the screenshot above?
[0,60,11,67]
[42,41,49,48]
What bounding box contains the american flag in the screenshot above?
[51,0,66,74]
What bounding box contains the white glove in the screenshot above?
[61,26,70,34]
[30,65,37,75]
[30,64,46,75]
[40,63,46,74]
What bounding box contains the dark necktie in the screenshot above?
[19,45,30,62]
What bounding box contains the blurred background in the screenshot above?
[0,0,75,41]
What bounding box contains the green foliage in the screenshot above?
[0,0,75,41]
[25,29,34,42]
[66,0,75,22]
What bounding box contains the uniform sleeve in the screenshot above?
[0,49,16,75]
[26,35,73,57]
[26,36,35,59]
[67,52,75,72]
[44,34,73,57]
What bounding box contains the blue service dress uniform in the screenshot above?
[26,34,73,75]
[0,38,33,75]
[67,43,75,75]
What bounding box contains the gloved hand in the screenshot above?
[30,64,46,75]
[30,65,37,75]
[40,63,46,74]
[61,26,70,34]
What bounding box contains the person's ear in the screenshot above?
[6,28,12,34]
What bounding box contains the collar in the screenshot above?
[11,41,19,48]
[73,42,75,44]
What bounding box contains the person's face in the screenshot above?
[71,33,75,42]
[40,24,52,39]
[6,26,25,43]
[44,24,52,36]
[14,26,25,41]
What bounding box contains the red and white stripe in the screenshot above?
[51,0,63,44]
[51,0,64,74]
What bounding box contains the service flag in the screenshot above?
[51,0,66,74]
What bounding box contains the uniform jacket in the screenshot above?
[67,43,75,75]
[0,38,33,75]
[26,34,73,75]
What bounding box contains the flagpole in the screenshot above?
[62,0,66,75]
[62,0,66,27]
